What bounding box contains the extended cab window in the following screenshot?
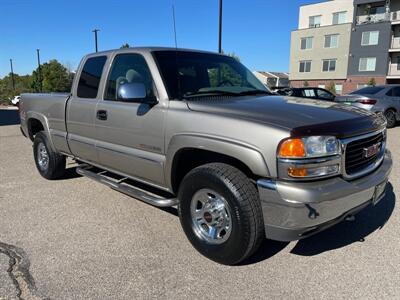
[77,56,107,98]
[105,54,154,100]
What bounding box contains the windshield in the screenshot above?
[350,86,384,95]
[152,50,269,99]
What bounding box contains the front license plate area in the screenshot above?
[373,180,387,205]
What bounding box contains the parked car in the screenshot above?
[11,95,21,106]
[19,48,392,265]
[335,85,400,128]
[276,87,336,101]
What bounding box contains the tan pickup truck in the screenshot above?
[20,47,392,265]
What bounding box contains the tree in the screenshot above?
[326,81,337,95]
[120,43,131,49]
[303,81,309,87]
[31,59,72,93]
[221,50,240,62]
[0,73,33,105]
[367,78,376,86]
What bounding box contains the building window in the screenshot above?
[357,84,369,89]
[322,59,337,72]
[335,84,343,95]
[309,15,321,28]
[324,34,339,48]
[299,61,312,73]
[318,84,326,89]
[359,57,377,71]
[361,31,379,46]
[301,37,313,50]
[332,11,347,25]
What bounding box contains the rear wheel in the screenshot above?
[384,109,397,128]
[33,132,66,179]
[178,163,264,265]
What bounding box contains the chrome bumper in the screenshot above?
[258,150,392,241]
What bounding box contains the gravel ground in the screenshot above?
[0,123,399,299]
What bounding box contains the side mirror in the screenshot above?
[117,82,147,101]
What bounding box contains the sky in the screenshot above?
[0,0,322,78]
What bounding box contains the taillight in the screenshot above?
[357,99,377,105]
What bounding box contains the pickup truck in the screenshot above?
[20,47,392,265]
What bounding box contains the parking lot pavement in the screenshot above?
[0,123,399,299]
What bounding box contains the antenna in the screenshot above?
[172,5,178,48]
[172,4,182,99]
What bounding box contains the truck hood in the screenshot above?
[186,96,386,138]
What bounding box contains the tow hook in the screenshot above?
[345,215,355,222]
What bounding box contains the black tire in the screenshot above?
[178,163,264,265]
[33,132,66,180]
[384,109,397,128]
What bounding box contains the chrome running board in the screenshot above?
[76,165,178,208]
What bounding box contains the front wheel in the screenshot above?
[178,163,264,265]
[33,132,66,179]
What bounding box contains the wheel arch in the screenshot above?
[26,112,57,151]
[166,134,270,194]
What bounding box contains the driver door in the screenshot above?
[95,53,166,186]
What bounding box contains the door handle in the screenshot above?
[96,110,108,121]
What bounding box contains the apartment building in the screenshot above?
[290,0,400,94]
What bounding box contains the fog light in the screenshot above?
[288,165,339,178]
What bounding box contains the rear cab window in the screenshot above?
[77,56,107,98]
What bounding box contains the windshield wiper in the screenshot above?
[237,90,272,96]
[184,90,239,98]
[183,89,271,98]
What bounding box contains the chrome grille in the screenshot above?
[344,131,385,176]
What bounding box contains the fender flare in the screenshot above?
[165,133,270,191]
[25,111,57,152]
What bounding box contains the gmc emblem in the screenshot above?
[363,143,381,158]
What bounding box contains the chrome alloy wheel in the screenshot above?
[190,189,232,244]
[37,142,49,171]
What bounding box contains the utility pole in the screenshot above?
[92,29,100,52]
[36,49,42,93]
[218,0,223,53]
[9,59,15,92]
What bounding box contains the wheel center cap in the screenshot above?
[203,212,213,223]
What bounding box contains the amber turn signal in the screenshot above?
[278,139,306,158]
[288,167,308,177]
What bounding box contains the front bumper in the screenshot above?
[257,150,392,241]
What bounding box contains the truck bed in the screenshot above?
[20,93,71,153]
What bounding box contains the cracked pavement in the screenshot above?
[0,116,399,299]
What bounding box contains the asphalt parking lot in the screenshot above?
[0,110,399,299]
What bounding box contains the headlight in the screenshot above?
[278,136,339,158]
[277,136,341,180]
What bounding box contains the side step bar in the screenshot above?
[76,165,178,208]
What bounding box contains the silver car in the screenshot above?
[336,85,400,128]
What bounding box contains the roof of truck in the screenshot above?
[85,47,221,57]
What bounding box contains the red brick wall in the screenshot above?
[343,76,386,94]
[290,76,387,94]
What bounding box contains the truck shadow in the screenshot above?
[240,183,395,265]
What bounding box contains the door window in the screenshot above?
[105,54,154,100]
[317,89,334,100]
[77,56,107,98]
[386,87,400,97]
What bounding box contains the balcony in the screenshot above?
[356,13,389,25]
[388,63,400,77]
[390,37,400,51]
[391,10,400,23]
